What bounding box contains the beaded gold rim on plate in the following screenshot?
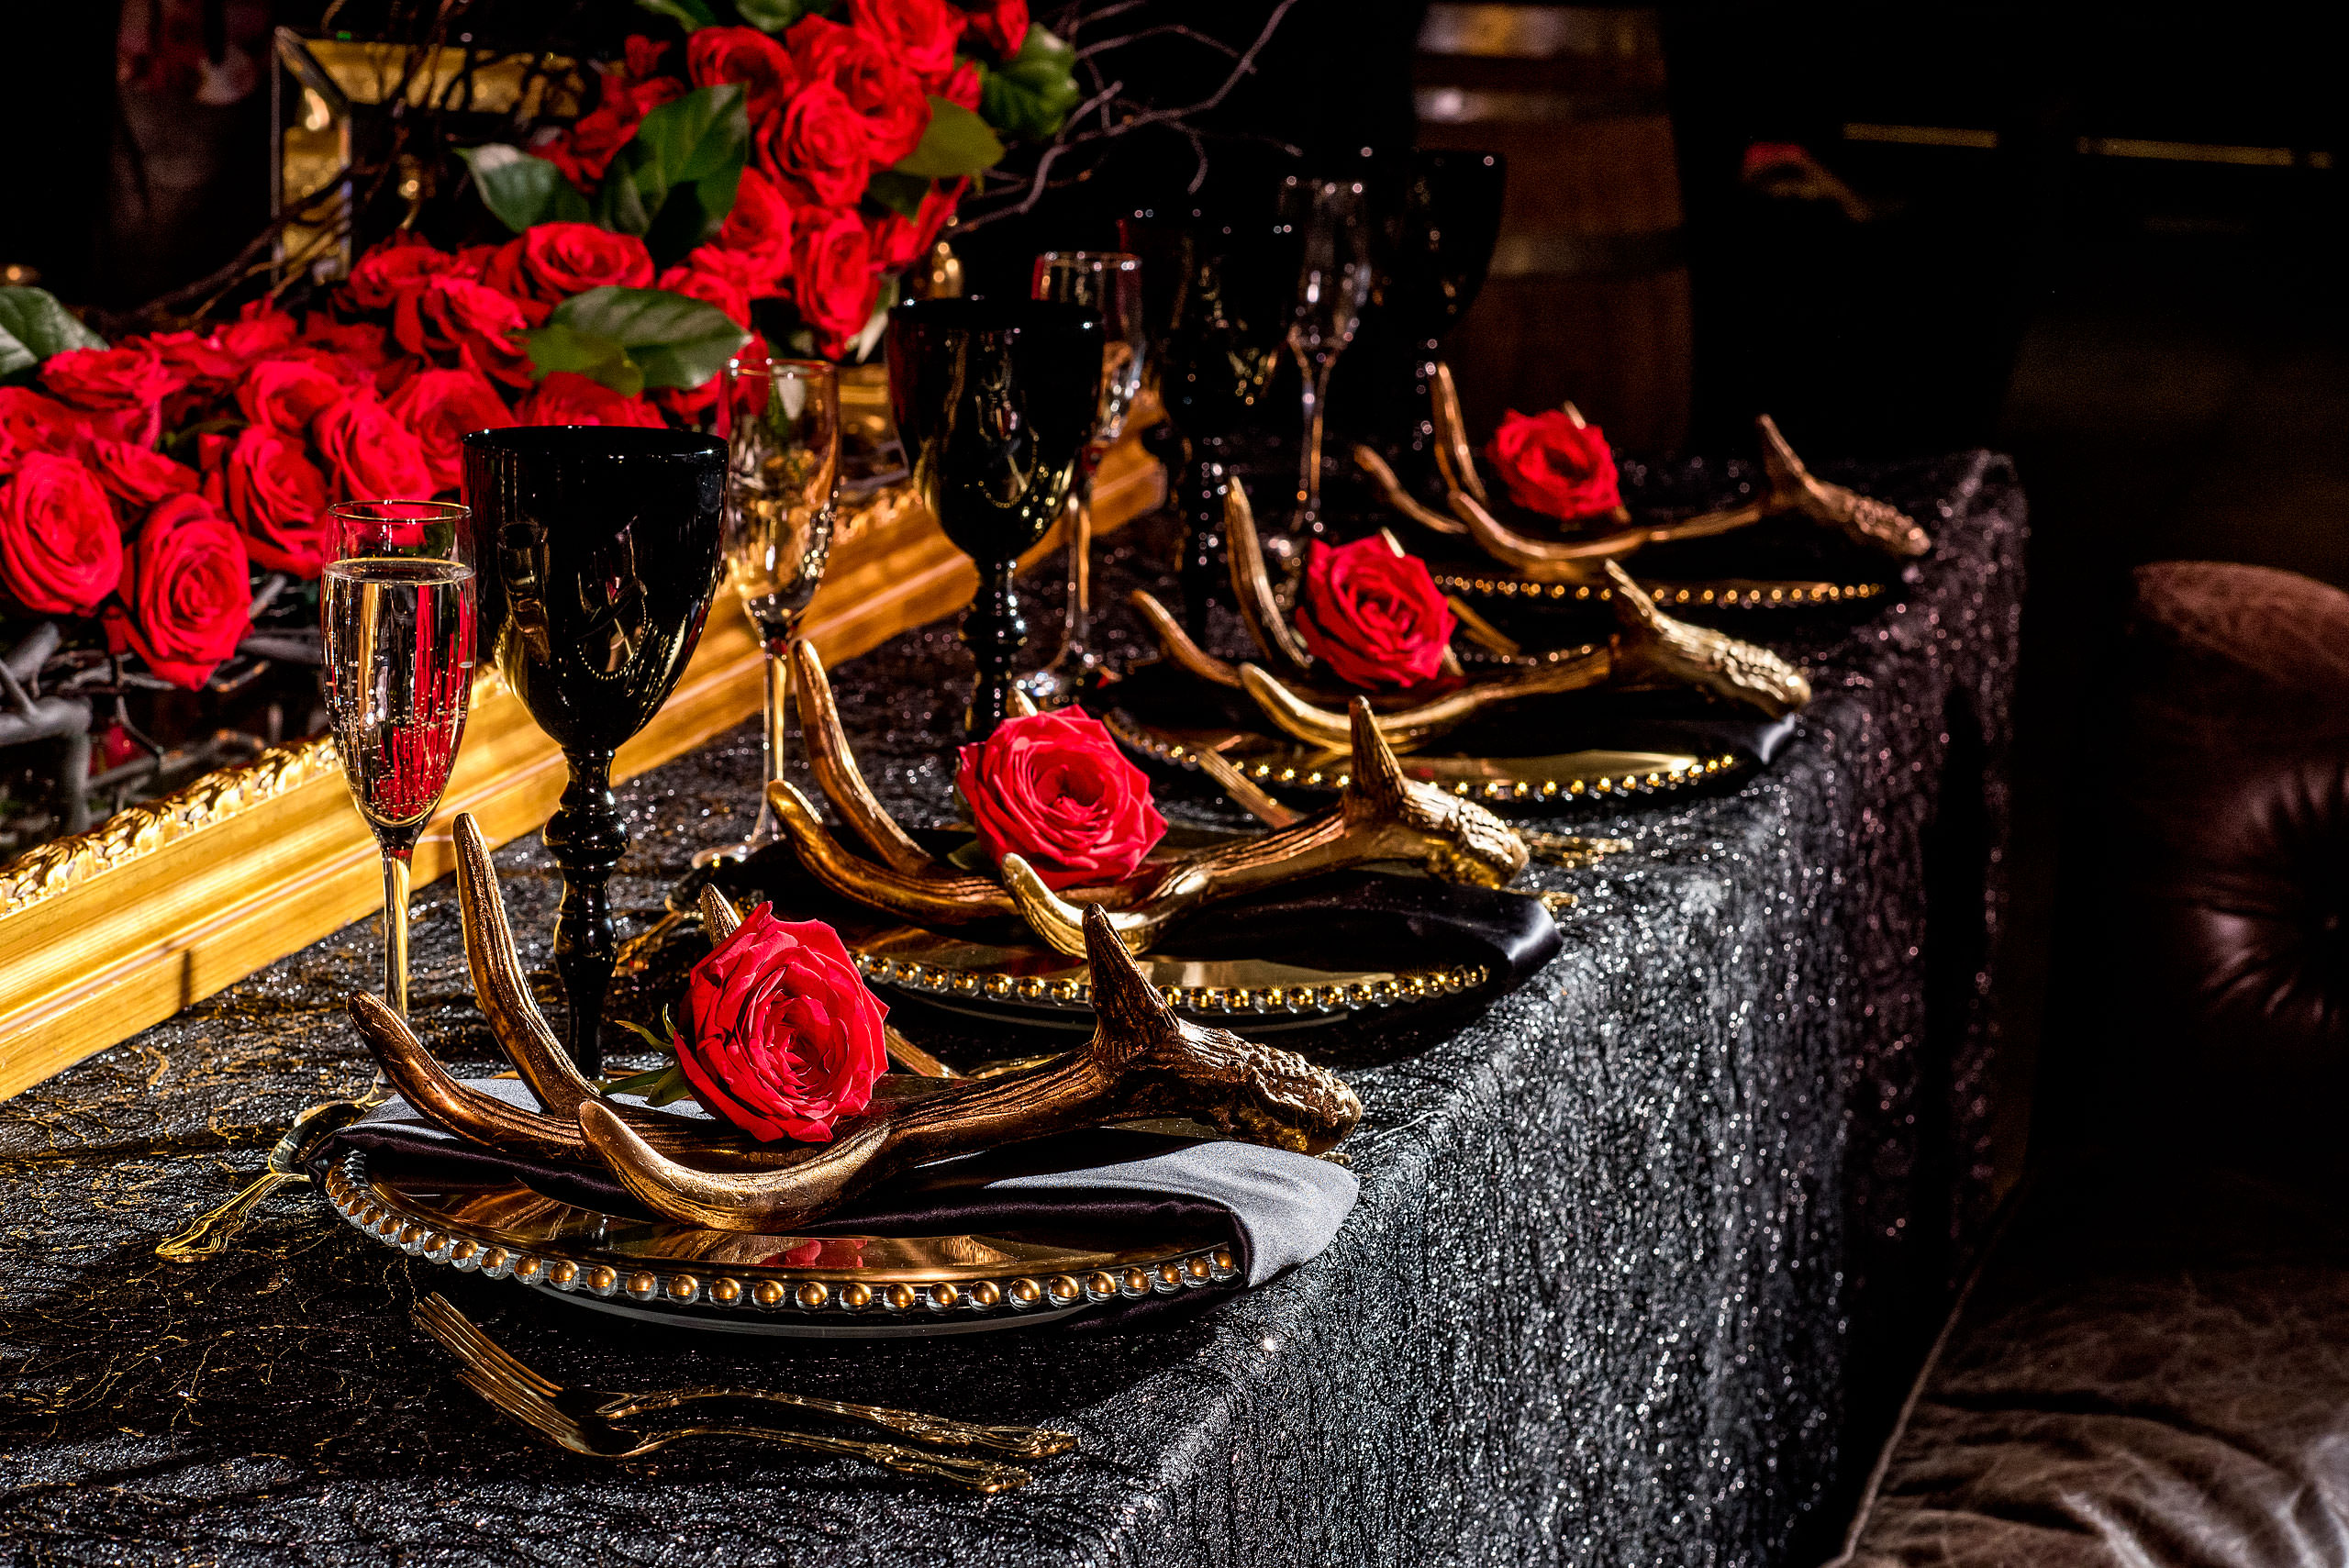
[848,948,1488,1018]
[1430,573,1884,609]
[326,1153,1241,1327]
[1105,709,1743,804]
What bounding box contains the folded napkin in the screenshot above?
[320,1079,1357,1329]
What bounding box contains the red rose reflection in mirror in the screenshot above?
[772,1236,871,1269]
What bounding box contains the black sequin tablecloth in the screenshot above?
[0,451,2022,1567]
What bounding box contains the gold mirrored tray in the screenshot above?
[325,1151,1238,1338]
[1104,708,1742,806]
[1429,570,1885,610]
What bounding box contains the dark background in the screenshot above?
[4,1,2344,1555]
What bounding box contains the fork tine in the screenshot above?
[415,1293,563,1398]
[454,1366,596,1456]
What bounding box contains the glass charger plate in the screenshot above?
[325,1151,1237,1338]
[1104,706,1742,806]
[1428,568,1885,611]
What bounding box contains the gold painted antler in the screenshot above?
[793,639,934,878]
[770,779,1019,925]
[1221,476,1314,677]
[1753,414,1931,557]
[999,698,1528,956]
[1236,562,1809,752]
[573,904,1364,1231]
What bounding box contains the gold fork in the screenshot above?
[415,1295,1065,1474]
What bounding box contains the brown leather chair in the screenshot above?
[1831,562,2349,1567]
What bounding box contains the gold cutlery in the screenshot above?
[415,1294,1071,1462]
[156,1092,382,1263]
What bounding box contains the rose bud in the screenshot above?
[313,391,438,504]
[80,436,197,527]
[676,905,889,1143]
[956,708,1168,890]
[386,368,515,493]
[223,425,333,576]
[1484,407,1623,522]
[686,25,800,128]
[237,356,346,433]
[0,451,123,616]
[513,372,668,429]
[112,494,250,690]
[765,79,873,210]
[1294,535,1459,690]
[791,207,879,359]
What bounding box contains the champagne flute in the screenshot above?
[321,500,476,1017]
[1020,250,1145,706]
[695,354,841,868]
[1279,177,1375,550]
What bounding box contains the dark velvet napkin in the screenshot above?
[318,1079,1357,1329]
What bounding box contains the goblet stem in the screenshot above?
[1019,488,1096,706]
[1295,356,1337,543]
[542,750,627,1076]
[380,850,412,1018]
[961,556,1029,742]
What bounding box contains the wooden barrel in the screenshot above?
[1414,4,1692,451]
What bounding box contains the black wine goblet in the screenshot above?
[886,297,1103,741]
[461,426,727,1075]
[1148,241,1290,635]
[1369,150,1508,473]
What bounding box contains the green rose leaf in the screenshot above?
[548,286,749,390]
[733,0,807,28]
[892,96,1007,180]
[459,144,591,233]
[863,169,930,220]
[522,322,646,398]
[632,0,717,29]
[0,286,106,384]
[596,83,749,259]
[977,26,1082,142]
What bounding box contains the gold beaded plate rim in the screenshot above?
[328,1153,1240,1336]
[1105,709,1744,805]
[1430,573,1886,609]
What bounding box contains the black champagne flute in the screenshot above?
[886,297,1103,741]
[461,427,727,1074]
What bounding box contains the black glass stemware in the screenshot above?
[1364,150,1508,473]
[885,297,1103,741]
[461,426,727,1075]
[1141,228,1291,635]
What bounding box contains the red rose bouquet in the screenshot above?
[1484,407,1624,524]
[956,708,1167,889]
[1294,535,1460,690]
[607,904,889,1144]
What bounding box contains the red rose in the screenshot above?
[503,223,657,306]
[956,708,1167,890]
[765,80,872,210]
[792,207,879,357]
[0,386,83,463]
[313,392,437,504]
[1485,408,1622,522]
[39,346,184,445]
[512,372,667,428]
[938,59,983,111]
[236,356,345,432]
[657,250,756,328]
[711,167,796,294]
[688,26,801,128]
[386,367,514,493]
[146,329,243,393]
[785,17,929,163]
[1294,536,1458,689]
[347,233,455,312]
[223,426,332,574]
[540,106,636,190]
[217,305,302,363]
[845,0,960,83]
[0,452,123,616]
[80,437,197,524]
[676,903,888,1143]
[113,494,250,689]
[959,0,1029,60]
[393,275,533,387]
[867,177,963,272]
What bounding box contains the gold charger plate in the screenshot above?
[1104,707,1742,806]
[1429,570,1885,610]
[325,1151,1238,1338]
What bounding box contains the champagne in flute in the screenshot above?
[322,501,476,1016]
[1279,177,1375,553]
[696,354,841,868]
